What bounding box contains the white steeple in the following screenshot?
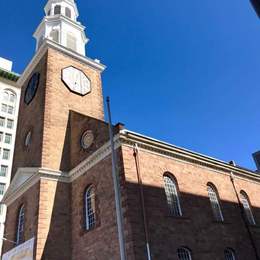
[33,0,88,56]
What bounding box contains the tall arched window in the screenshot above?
[240,191,256,225]
[65,7,72,18]
[16,205,25,244]
[224,248,236,260]
[207,183,224,222]
[54,5,61,15]
[163,174,182,217]
[177,247,192,260]
[85,186,96,230]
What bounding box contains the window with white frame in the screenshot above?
[7,119,14,129]
[85,185,96,230]
[50,29,59,43]
[0,132,3,142]
[9,93,16,103]
[224,248,236,260]
[65,7,72,18]
[177,247,192,260]
[54,5,61,15]
[163,174,182,217]
[0,165,8,177]
[0,183,6,195]
[67,33,77,52]
[3,149,10,160]
[240,191,256,225]
[1,104,7,113]
[0,117,5,127]
[4,133,12,144]
[16,205,25,244]
[7,105,14,115]
[207,184,224,222]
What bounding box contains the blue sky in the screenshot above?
[0,0,259,170]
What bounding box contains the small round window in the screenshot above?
[25,131,32,147]
[81,130,94,150]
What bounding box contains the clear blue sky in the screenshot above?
[0,0,259,170]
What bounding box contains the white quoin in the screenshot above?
[33,0,88,56]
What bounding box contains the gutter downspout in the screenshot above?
[133,144,152,260]
[230,172,260,260]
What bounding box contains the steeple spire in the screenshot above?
[33,0,88,56]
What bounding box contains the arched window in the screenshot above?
[16,205,25,244]
[163,174,182,216]
[224,248,236,260]
[49,29,59,43]
[240,191,256,225]
[207,183,224,222]
[54,5,61,15]
[177,247,192,260]
[65,7,71,18]
[66,32,77,52]
[85,186,96,230]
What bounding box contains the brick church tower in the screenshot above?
[2,1,260,260]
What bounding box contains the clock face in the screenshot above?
[81,130,94,150]
[62,66,91,96]
[24,72,40,105]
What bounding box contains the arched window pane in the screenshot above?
[207,184,224,222]
[224,248,236,260]
[3,92,9,102]
[177,247,192,260]
[16,205,25,244]
[164,175,182,216]
[65,7,71,18]
[240,191,256,225]
[85,186,96,230]
[54,5,61,15]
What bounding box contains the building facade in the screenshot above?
[1,1,260,260]
[0,58,20,255]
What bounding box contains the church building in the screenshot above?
[1,0,260,259]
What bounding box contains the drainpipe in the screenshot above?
[133,144,152,260]
[230,172,260,260]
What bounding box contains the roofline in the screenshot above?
[0,68,20,82]
[120,129,259,180]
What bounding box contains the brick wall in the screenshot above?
[121,144,260,260]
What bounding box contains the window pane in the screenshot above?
[164,175,182,216]
[0,183,6,195]
[8,106,14,115]
[65,7,71,18]
[207,185,224,222]
[9,94,16,103]
[7,119,14,129]
[1,104,7,113]
[67,33,77,52]
[85,186,96,230]
[3,149,10,160]
[4,134,12,144]
[16,205,25,244]
[3,92,9,101]
[0,165,8,177]
[240,192,256,225]
[0,117,5,127]
[0,132,3,142]
[54,5,61,15]
[178,247,192,260]
[224,248,236,260]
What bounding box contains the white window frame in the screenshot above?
[240,191,256,225]
[177,247,192,260]
[207,184,224,222]
[16,205,25,244]
[163,174,182,217]
[85,186,96,230]
[224,248,236,260]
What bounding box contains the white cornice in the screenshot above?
[17,39,106,88]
